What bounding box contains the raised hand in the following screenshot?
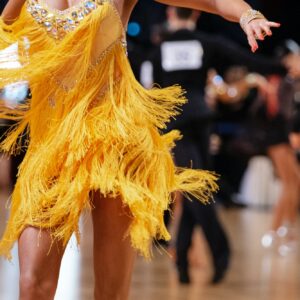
[240,10,281,53]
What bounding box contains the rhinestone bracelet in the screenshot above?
[240,9,266,32]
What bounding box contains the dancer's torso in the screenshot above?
[22,0,138,93]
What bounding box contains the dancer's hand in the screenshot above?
[156,1,281,52]
[242,18,281,53]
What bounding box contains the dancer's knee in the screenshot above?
[19,271,57,300]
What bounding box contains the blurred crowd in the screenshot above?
[0,0,300,288]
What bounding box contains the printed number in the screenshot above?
[161,40,204,72]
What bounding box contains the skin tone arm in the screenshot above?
[155,0,281,52]
[208,71,271,105]
[156,0,252,21]
[1,0,26,24]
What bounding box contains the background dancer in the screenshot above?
[149,6,287,284]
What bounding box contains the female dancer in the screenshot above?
[210,67,300,253]
[0,0,279,299]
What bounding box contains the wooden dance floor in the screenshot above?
[0,190,299,300]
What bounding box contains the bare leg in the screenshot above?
[167,191,183,260]
[92,192,136,300]
[268,144,300,231]
[19,227,66,300]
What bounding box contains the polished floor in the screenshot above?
[0,188,299,300]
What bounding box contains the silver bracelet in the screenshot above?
[240,9,266,32]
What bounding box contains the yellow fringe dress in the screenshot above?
[0,0,217,259]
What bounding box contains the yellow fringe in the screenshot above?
[0,1,218,260]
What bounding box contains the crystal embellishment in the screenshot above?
[85,1,97,11]
[26,0,105,40]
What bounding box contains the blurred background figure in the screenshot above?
[260,42,300,254]
[150,8,230,285]
[207,40,300,255]
[0,15,30,191]
[143,5,291,285]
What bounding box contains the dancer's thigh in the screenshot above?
[91,192,136,299]
[18,227,66,297]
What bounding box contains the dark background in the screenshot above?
[0,0,6,12]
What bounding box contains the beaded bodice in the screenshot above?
[21,0,128,105]
[26,0,116,40]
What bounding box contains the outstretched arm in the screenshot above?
[156,0,250,21]
[155,0,280,52]
[1,0,26,24]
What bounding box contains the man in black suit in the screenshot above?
[150,6,287,284]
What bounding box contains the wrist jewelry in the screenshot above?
[240,9,266,32]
